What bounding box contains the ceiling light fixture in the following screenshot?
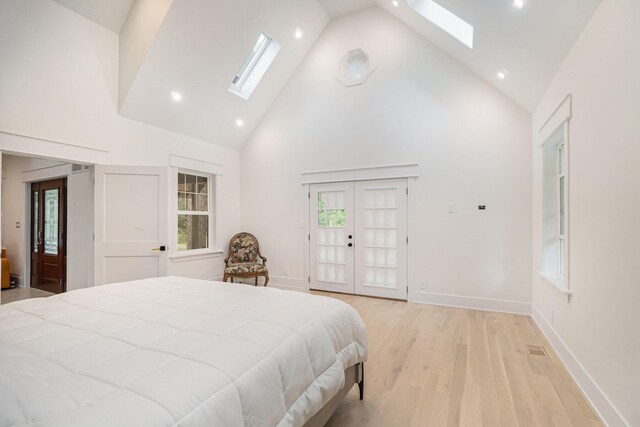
[235,118,244,127]
[170,91,182,101]
[294,27,303,39]
[392,0,399,7]
[497,71,508,80]
[514,0,524,9]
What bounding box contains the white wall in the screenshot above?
[1,155,94,291]
[0,0,241,282]
[532,1,639,426]
[240,7,532,310]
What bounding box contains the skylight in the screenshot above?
[407,0,474,49]
[229,33,282,100]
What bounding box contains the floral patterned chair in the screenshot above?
[223,232,269,286]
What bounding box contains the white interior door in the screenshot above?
[310,182,355,294]
[355,179,408,300]
[94,166,168,285]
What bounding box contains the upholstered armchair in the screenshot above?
[223,232,269,286]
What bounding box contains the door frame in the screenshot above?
[303,164,418,301]
[21,163,93,290]
[30,178,67,293]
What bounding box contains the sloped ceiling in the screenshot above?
[52,0,134,33]
[56,0,601,149]
[317,0,376,18]
[379,0,601,112]
[119,0,330,150]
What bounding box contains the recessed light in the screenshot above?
[514,0,524,9]
[235,118,244,127]
[392,0,399,7]
[170,91,182,101]
[497,71,508,80]
[294,27,303,39]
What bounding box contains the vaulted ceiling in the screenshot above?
[53,0,134,33]
[54,0,601,150]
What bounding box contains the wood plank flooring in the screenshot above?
[0,287,54,304]
[319,292,602,427]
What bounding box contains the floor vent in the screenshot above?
[526,344,549,357]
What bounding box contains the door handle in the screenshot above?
[348,243,353,247]
[152,245,167,252]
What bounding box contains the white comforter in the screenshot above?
[0,277,367,427]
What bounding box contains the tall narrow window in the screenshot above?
[228,33,281,100]
[541,124,568,289]
[177,171,214,252]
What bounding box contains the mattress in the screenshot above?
[0,277,367,427]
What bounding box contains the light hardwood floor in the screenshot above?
[319,292,602,427]
[1,287,54,304]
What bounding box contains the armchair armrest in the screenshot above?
[259,255,267,265]
[224,257,230,266]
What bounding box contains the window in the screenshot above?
[407,0,474,49]
[541,124,568,289]
[228,33,282,100]
[177,171,213,253]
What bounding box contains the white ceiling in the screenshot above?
[54,0,602,148]
[377,0,601,111]
[53,0,133,33]
[317,0,376,18]
[119,0,330,150]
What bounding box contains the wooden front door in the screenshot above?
[31,179,67,294]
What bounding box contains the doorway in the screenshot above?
[310,179,408,300]
[30,178,67,294]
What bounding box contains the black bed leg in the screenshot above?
[358,363,364,400]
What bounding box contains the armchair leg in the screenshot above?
[255,277,258,286]
[264,275,269,287]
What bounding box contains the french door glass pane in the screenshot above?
[363,188,398,289]
[44,189,59,255]
[33,191,39,251]
[316,190,347,283]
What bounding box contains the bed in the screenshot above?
[0,277,367,427]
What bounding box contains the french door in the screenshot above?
[31,178,67,294]
[310,179,408,300]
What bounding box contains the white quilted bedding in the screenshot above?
[0,277,367,427]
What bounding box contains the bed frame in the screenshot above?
[304,363,364,427]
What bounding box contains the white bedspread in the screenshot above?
[0,277,367,427]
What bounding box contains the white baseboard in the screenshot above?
[210,275,309,292]
[409,290,531,315]
[531,305,629,427]
[266,276,309,292]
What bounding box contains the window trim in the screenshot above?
[539,121,571,294]
[170,168,220,259]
